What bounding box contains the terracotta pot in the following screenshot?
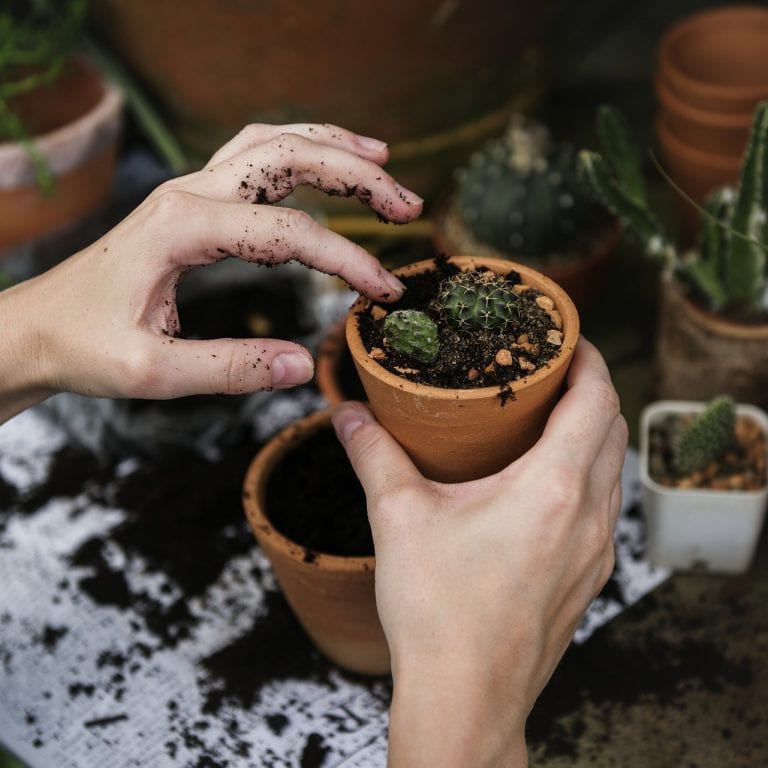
[314,317,366,407]
[242,408,389,675]
[656,5,768,114]
[655,114,741,241]
[431,195,621,314]
[654,277,768,411]
[346,256,579,483]
[92,0,556,205]
[0,55,123,250]
[655,74,753,157]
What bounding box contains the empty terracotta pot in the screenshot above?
[655,74,753,156]
[242,409,389,675]
[657,5,768,114]
[346,256,579,483]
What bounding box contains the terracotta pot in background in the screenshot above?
[315,317,366,407]
[655,75,753,157]
[654,277,768,411]
[242,409,389,675]
[346,256,579,483]
[92,0,557,206]
[656,4,768,114]
[0,56,123,250]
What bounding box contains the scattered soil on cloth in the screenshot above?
[264,427,372,558]
[647,413,767,491]
[356,255,562,390]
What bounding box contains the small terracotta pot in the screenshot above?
[656,5,768,114]
[430,197,621,314]
[346,256,579,483]
[654,277,768,411]
[655,74,753,156]
[242,409,389,675]
[0,55,123,250]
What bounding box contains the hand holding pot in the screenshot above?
[333,337,628,767]
[0,123,422,424]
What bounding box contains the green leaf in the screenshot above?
[578,150,673,266]
[595,104,646,206]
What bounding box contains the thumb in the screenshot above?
[332,401,423,510]
[137,337,314,398]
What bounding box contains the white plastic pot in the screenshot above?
[639,400,768,574]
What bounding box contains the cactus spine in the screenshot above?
[672,396,737,476]
[437,271,518,331]
[578,101,768,315]
[382,309,439,365]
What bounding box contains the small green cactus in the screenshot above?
[672,396,737,476]
[437,271,518,331]
[578,101,768,316]
[455,115,594,259]
[382,309,439,365]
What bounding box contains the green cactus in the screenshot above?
[672,396,737,476]
[382,309,439,365]
[455,115,594,259]
[578,101,768,316]
[437,271,518,331]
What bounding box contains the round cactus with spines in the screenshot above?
[437,271,519,331]
[382,309,439,365]
[672,396,737,476]
[455,115,593,259]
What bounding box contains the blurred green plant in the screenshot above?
[579,102,768,319]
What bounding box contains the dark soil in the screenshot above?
[264,427,372,558]
[356,256,561,390]
[647,413,767,491]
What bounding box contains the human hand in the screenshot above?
[0,123,422,422]
[332,338,628,767]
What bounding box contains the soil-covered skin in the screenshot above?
[648,413,767,491]
[356,256,561,390]
[264,428,373,558]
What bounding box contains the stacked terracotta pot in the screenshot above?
[654,5,768,238]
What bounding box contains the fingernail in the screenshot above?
[272,352,314,387]
[395,183,424,206]
[356,134,388,153]
[382,270,406,296]
[332,402,372,444]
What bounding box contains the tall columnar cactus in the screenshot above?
[437,271,519,331]
[382,309,440,365]
[578,101,768,315]
[672,395,737,476]
[455,115,593,259]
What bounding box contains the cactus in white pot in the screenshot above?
[579,101,768,320]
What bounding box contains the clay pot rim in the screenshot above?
[656,114,743,170]
[243,408,375,572]
[664,276,768,340]
[657,5,768,101]
[346,255,580,400]
[655,74,756,129]
[0,54,123,183]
